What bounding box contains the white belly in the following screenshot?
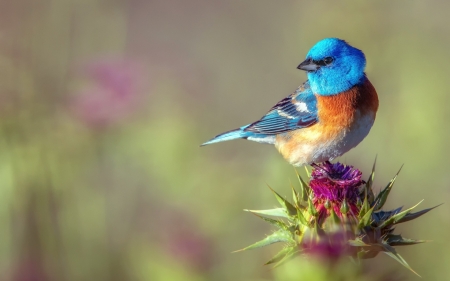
[276,111,375,166]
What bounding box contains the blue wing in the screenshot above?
[244,81,318,135]
[200,81,318,146]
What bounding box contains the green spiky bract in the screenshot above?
[238,161,439,276]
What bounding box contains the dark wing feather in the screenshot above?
[244,81,318,135]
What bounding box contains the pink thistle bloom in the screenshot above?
[310,161,365,223]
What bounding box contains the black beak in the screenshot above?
[297,58,320,72]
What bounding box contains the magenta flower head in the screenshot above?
[310,161,365,223]
[238,161,439,276]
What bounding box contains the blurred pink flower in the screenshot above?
[11,258,48,281]
[166,225,216,273]
[302,228,355,262]
[71,58,146,129]
[154,207,217,273]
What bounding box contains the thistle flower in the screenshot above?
[238,160,439,276]
[310,161,364,224]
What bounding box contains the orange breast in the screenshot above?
[315,78,378,138]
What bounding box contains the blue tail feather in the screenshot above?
[201,127,247,146]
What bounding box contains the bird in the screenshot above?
[201,38,379,167]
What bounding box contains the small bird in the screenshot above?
[201,38,379,167]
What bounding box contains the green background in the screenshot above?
[0,0,449,280]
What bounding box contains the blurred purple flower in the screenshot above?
[302,227,355,262]
[71,58,146,129]
[310,161,365,222]
[11,258,48,281]
[153,207,217,273]
[166,226,216,273]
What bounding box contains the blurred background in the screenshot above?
[0,0,449,280]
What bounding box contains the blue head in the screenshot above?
[297,38,366,96]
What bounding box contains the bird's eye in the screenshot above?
[312,57,334,67]
[323,57,334,65]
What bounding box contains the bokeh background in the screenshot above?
[0,0,449,280]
